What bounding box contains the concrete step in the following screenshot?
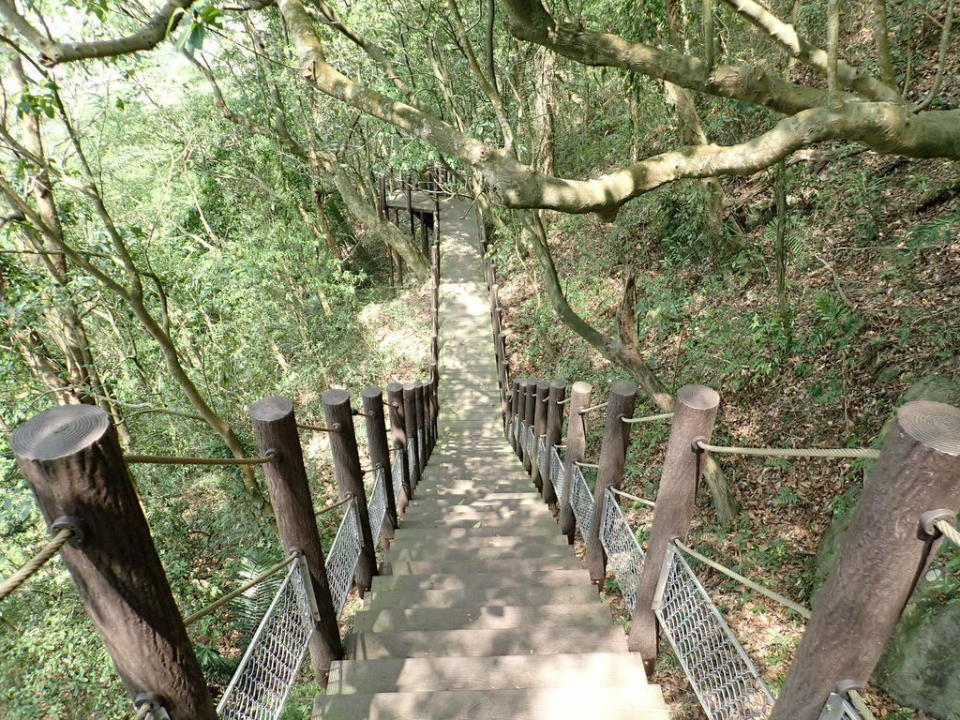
[371,569,591,592]
[383,542,572,563]
[366,584,599,609]
[394,514,556,530]
[347,625,628,660]
[408,494,548,507]
[386,534,564,553]
[313,687,669,719]
[390,525,560,541]
[382,556,580,576]
[351,603,613,633]
[327,652,653,694]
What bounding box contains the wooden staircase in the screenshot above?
[313,199,668,719]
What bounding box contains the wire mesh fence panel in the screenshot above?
[368,467,388,547]
[550,446,565,500]
[518,421,527,458]
[417,428,424,467]
[537,436,548,479]
[391,451,405,508]
[217,561,314,720]
[526,426,536,463]
[406,436,416,480]
[818,693,864,720]
[654,544,775,720]
[324,500,362,617]
[570,465,594,538]
[599,489,646,609]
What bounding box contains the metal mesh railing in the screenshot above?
[570,464,594,538]
[368,467,388,546]
[391,450,405,507]
[537,435,548,476]
[324,499,362,617]
[654,544,775,720]
[406,436,417,481]
[819,693,864,720]
[217,560,315,720]
[525,426,536,462]
[517,420,527,458]
[599,489,646,609]
[549,446,564,500]
[417,428,425,467]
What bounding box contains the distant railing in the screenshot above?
[2,217,443,718]
[478,213,960,720]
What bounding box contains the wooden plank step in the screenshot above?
[387,534,564,551]
[371,569,590,592]
[313,687,669,719]
[326,653,655,694]
[347,625,628,660]
[351,604,614,633]
[366,584,599,609]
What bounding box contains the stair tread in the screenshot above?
[351,603,614,632]
[313,687,669,719]
[347,625,628,659]
[371,569,590,592]
[327,653,655,694]
[366,584,600,609]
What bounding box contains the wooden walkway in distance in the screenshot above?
[384,190,439,213]
[313,197,668,719]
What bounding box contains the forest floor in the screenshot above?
[494,149,959,720]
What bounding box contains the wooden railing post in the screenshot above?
[402,382,421,489]
[362,387,397,539]
[321,389,378,593]
[770,400,960,720]
[414,380,427,474]
[531,380,550,494]
[543,380,567,509]
[406,173,415,237]
[386,382,411,510]
[629,385,719,671]
[11,405,218,718]
[429,360,439,452]
[585,380,638,584]
[521,379,536,474]
[559,381,592,543]
[250,396,344,679]
[509,378,522,452]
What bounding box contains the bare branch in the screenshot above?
[916,0,955,111]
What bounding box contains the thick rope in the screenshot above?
[696,440,880,460]
[134,702,155,720]
[674,539,812,619]
[621,412,674,424]
[575,461,600,469]
[317,494,355,517]
[125,450,277,466]
[849,690,879,720]
[183,553,298,627]
[0,527,73,602]
[297,423,341,433]
[579,401,608,415]
[609,487,656,509]
[936,519,960,547]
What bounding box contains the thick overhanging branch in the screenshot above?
[719,0,901,103]
[0,0,199,64]
[500,0,839,116]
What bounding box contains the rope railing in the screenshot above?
[621,412,674,424]
[579,401,608,415]
[183,553,299,627]
[0,526,74,602]
[674,539,812,619]
[296,422,341,433]
[125,450,277,466]
[574,460,600,469]
[936,518,960,547]
[695,440,880,460]
[609,486,656,509]
[315,494,355,517]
